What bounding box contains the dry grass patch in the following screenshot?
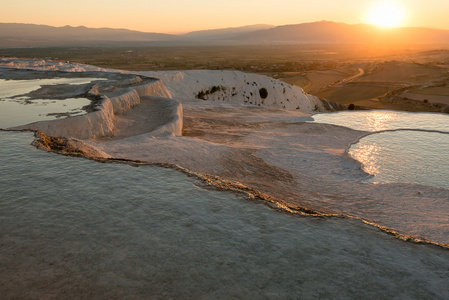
[314,84,392,105]
[278,74,310,89]
[401,92,449,105]
[409,86,449,96]
[356,61,445,84]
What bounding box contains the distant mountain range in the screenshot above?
[0,23,178,47]
[1,21,449,48]
[181,24,274,40]
[234,21,449,45]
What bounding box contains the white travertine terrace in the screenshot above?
[4,58,325,140]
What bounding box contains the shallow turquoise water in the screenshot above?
[1,131,449,298]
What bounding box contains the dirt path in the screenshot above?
[315,67,365,93]
[337,67,365,85]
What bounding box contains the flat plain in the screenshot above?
[2,44,449,112]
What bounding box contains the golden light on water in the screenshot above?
[367,1,406,27]
[350,144,381,176]
[366,111,394,131]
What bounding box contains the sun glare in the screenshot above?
[367,2,405,27]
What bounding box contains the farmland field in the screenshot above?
[2,45,449,112]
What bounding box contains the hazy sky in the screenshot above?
[1,0,448,33]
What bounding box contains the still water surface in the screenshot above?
[314,110,449,189]
[1,131,449,298]
[313,110,449,132]
[0,78,102,129]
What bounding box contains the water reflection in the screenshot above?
[313,110,449,132]
[366,111,394,131]
[350,143,381,176]
[0,78,103,98]
[349,131,449,189]
[0,78,102,129]
[0,97,91,128]
[314,110,449,188]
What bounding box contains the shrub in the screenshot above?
[348,103,355,110]
[196,90,206,100]
[259,88,268,99]
[195,85,226,100]
[210,85,221,93]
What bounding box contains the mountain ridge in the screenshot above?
[233,21,449,44]
[0,23,179,47]
[182,24,274,40]
[1,21,449,48]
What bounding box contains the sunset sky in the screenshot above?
[1,0,448,34]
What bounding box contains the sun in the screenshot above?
[367,2,405,27]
